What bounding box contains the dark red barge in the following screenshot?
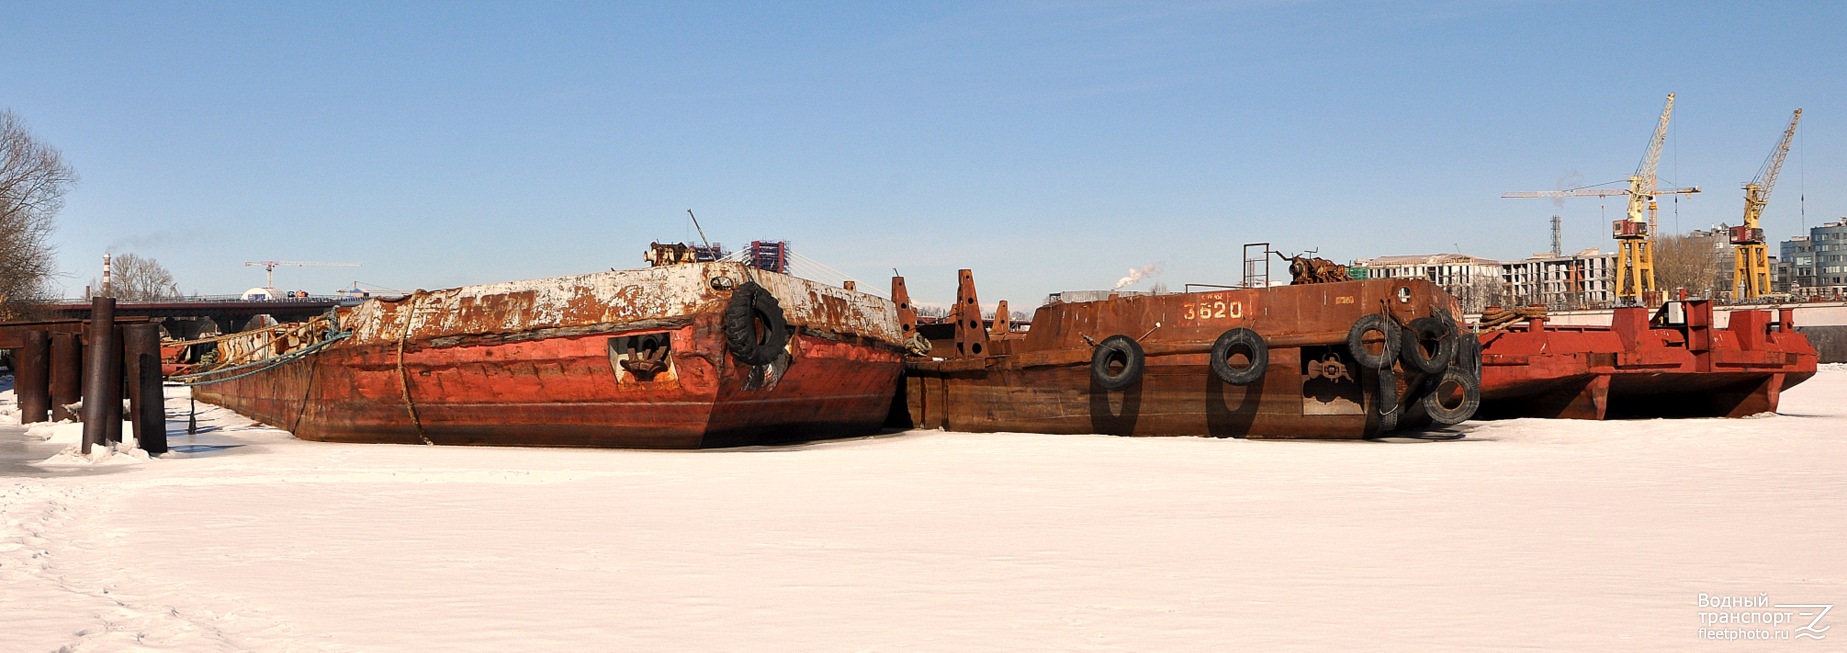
[1474,299,1817,420]
[897,270,1483,438]
[190,260,906,448]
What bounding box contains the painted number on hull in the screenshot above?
[1183,299,1243,321]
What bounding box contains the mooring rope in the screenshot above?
[163,330,352,387]
[164,323,293,347]
[395,291,434,446]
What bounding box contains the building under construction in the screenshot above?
[1500,250,1617,309]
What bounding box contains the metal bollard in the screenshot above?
[17,330,51,423]
[123,324,167,455]
[80,297,118,455]
[49,331,83,421]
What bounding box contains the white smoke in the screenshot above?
[1113,263,1161,290]
[1553,170,1584,211]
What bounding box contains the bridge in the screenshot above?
[30,295,353,340]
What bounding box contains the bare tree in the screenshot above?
[1451,274,1506,313]
[1654,231,1730,299]
[91,252,181,301]
[1,110,77,320]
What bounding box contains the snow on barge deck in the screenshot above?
[187,259,906,448]
[895,266,1483,438]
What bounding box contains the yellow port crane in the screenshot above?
[1731,108,1802,301]
[1503,93,1696,305]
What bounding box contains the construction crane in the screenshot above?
[244,260,361,290]
[1501,185,1700,202]
[1503,93,1696,304]
[1731,108,1801,301]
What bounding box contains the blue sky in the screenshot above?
[4,1,1844,305]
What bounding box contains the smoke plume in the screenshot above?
[1114,263,1161,290]
[1553,171,1584,211]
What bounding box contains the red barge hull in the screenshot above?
[901,272,1482,438]
[1475,300,1817,420]
[193,262,905,448]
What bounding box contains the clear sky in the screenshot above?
[4,1,1844,307]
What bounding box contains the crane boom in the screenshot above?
[1626,92,1675,225]
[1731,108,1802,300]
[1752,108,1801,209]
[1636,94,1675,185]
[243,260,361,289]
[1501,186,1698,199]
[244,261,362,269]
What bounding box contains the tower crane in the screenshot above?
[244,260,361,290]
[1731,108,1801,301]
[1503,93,1695,305]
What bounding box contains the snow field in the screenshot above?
[1,369,1843,651]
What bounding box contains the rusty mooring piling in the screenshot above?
[124,323,167,455]
[104,325,124,446]
[49,331,82,421]
[80,297,118,455]
[17,329,51,423]
[8,307,171,453]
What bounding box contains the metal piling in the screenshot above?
[49,332,82,421]
[17,330,51,423]
[80,297,118,455]
[124,323,167,455]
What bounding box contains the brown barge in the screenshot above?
[896,269,1483,438]
[188,258,906,448]
[1475,299,1817,420]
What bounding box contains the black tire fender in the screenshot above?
[1347,314,1401,370]
[1420,367,1482,426]
[1454,329,1483,380]
[1375,366,1400,434]
[1400,315,1457,375]
[1209,328,1267,385]
[1090,335,1145,390]
[723,281,790,366]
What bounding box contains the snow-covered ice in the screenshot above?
[2,369,1844,651]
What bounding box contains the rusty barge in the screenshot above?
[1474,300,1817,420]
[188,259,906,448]
[896,267,1483,439]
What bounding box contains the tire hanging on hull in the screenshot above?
[1090,335,1145,390]
[723,281,791,366]
[1454,329,1482,380]
[1347,314,1401,370]
[1420,367,1481,426]
[1209,328,1268,385]
[1374,366,1400,434]
[1400,315,1458,375]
